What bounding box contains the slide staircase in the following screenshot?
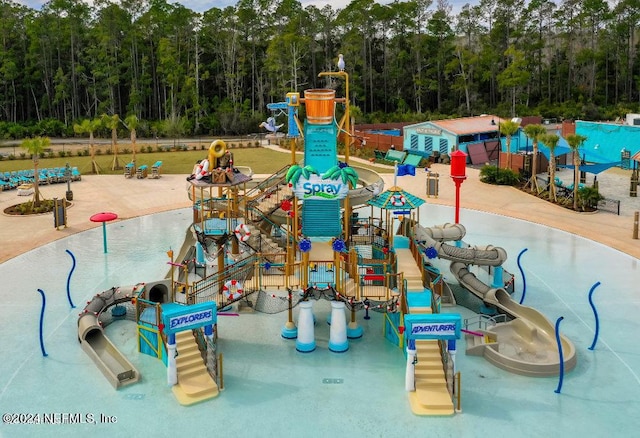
[405,286,454,415]
[172,330,219,406]
[410,339,454,416]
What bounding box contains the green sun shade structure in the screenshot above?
[367,186,425,210]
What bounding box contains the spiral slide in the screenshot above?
[77,285,141,389]
[414,223,576,376]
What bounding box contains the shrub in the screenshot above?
[480,165,521,185]
[577,186,604,210]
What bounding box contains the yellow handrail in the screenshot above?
[455,371,461,412]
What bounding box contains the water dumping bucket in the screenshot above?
[304,89,335,125]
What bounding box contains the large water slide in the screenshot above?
[414,223,507,298]
[77,285,141,389]
[413,223,576,376]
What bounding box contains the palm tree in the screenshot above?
[164,112,185,149]
[73,118,102,174]
[541,133,560,203]
[123,115,139,165]
[566,133,587,210]
[499,119,520,169]
[523,124,547,193]
[101,113,122,170]
[20,136,50,207]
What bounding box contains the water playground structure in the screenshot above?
[76,64,576,414]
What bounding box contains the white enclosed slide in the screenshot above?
[77,285,141,389]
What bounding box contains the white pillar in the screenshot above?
[328,301,348,353]
[167,334,177,386]
[296,301,316,353]
[405,346,417,392]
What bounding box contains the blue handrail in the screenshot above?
[65,249,76,308]
[37,289,48,357]
[517,248,528,304]
[554,316,565,394]
[588,281,602,350]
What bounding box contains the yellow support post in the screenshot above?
[290,137,297,165]
[302,251,309,288]
[455,371,462,412]
[218,353,224,391]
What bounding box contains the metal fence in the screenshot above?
[597,198,621,215]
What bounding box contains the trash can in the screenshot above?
[426,171,439,198]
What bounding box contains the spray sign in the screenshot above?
[293,174,349,200]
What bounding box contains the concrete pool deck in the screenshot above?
[1,160,638,264]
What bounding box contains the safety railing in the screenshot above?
[134,295,166,360]
[193,327,219,386]
[240,164,290,201]
[188,254,258,306]
[256,254,300,290]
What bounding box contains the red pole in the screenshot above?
[450,150,467,225]
[454,179,461,223]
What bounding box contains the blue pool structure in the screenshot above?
[0,204,639,437]
[365,128,402,136]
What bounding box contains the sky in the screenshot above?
[16,0,472,14]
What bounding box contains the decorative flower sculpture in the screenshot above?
[281,199,292,212]
[298,238,312,253]
[425,246,438,259]
[332,238,346,253]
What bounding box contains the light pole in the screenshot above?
[450,150,468,224]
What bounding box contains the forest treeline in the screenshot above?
[2,0,640,140]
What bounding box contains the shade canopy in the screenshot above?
[367,186,425,210]
[558,162,620,174]
[90,212,118,223]
[538,134,621,174]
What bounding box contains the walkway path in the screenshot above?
[1,147,638,264]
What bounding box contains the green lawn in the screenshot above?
[0,147,291,175]
[0,146,386,175]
